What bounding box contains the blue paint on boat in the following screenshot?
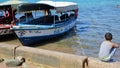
[19,29,71,46]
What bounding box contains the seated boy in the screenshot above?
[98,32,119,62]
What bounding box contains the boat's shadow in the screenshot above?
[0,34,16,42]
[28,28,76,47]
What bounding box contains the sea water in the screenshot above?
[0,0,120,61]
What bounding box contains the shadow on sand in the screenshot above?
[0,34,16,42]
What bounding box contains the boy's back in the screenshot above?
[99,41,112,60]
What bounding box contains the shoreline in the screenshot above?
[0,42,120,68]
[1,34,120,62]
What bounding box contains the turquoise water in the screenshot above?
[0,0,120,61]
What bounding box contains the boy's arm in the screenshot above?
[112,43,119,48]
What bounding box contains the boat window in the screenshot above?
[49,9,61,21]
[0,10,10,18]
[15,13,25,22]
[0,9,13,24]
[60,13,69,21]
[69,11,75,18]
[15,14,24,20]
[32,11,44,19]
[50,9,56,15]
[25,13,33,22]
[17,11,45,23]
[16,12,34,22]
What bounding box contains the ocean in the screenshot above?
[0,0,120,61]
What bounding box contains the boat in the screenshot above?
[0,5,15,36]
[12,1,78,46]
[0,0,28,36]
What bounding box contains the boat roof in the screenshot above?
[17,1,78,13]
[38,1,78,12]
[0,5,11,10]
[37,1,78,8]
[18,3,54,13]
[0,0,28,9]
[0,0,27,5]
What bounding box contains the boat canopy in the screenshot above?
[0,5,11,10]
[17,1,78,13]
[0,0,28,9]
[37,1,78,12]
[0,0,27,5]
[18,3,54,13]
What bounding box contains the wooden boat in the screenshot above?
[12,1,78,46]
[0,5,15,36]
[0,0,27,36]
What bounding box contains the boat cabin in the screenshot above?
[16,2,78,26]
[0,5,15,25]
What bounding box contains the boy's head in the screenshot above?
[105,32,112,40]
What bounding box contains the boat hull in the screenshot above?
[0,28,13,36]
[19,31,69,46]
[13,19,76,46]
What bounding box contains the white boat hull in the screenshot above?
[13,20,76,46]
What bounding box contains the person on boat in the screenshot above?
[25,13,33,21]
[19,13,33,22]
[44,9,51,16]
[98,32,119,62]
